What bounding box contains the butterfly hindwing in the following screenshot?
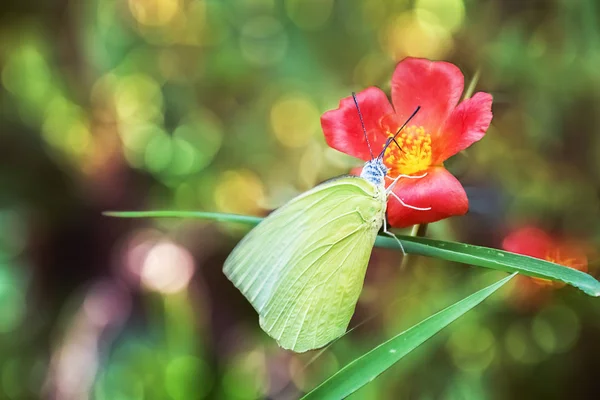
[224,176,386,352]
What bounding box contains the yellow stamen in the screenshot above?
[533,248,586,288]
[545,249,584,270]
[383,125,433,176]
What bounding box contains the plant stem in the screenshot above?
[463,68,481,101]
[400,223,428,268]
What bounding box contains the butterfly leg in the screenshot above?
[390,192,432,211]
[382,215,406,255]
[354,208,368,223]
[385,172,428,192]
[385,173,426,182]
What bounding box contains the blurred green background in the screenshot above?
[1,0,599,398]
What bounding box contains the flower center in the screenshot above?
[533,248,587,288]
[545,249,584,270]
[383,125,432,176]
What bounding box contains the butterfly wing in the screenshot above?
[224,176,386,352]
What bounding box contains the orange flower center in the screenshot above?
[533,248,587,288]
[383,125,432,176]
[545,249,586,271]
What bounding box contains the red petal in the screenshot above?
[501,227,554,259]
[386,167,468,228]
[433,92,493,163]
[321,87,393,161]
[349,166,363,176]
[390,58,464,134]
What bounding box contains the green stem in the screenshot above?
[400,223,428,268]
[103,210,262,225]
[102,210,600,296]
[462,68,481,101]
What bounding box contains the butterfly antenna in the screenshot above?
[352,92,374,160]
[378,105,421,158]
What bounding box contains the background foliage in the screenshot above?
[0,0,599,398]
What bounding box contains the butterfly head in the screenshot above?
[351,92,421,188]
[360,157,388,187]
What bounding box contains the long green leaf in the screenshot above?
[376,235,600,297]
[103,211,262,225]
[301,273,516,400]
[103,211,600,296]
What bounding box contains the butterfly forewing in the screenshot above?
[223,176,386,352]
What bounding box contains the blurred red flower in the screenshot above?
[321,57,493,227]
[502,226,589,307]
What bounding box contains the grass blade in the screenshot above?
[102,211,262,225]
[103,211,600,296]
[301,273,516,400]
[375,235,600,297]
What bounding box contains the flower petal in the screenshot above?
[349,166,363,176]
[390,57,464,133]
[386,167,468,228]
[433,92,493,163]
[321,87,394,161]
[549,241,588,273]
[501,227,553,259]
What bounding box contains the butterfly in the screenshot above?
[224,95,428,352]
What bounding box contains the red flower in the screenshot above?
[502,226,589,309]
[321,57,493,227]
[503,226,588,287]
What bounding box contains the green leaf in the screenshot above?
[103,210,262,225]
[103,211,600,297]
[301,273,516,400]
[376,235,600,297]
